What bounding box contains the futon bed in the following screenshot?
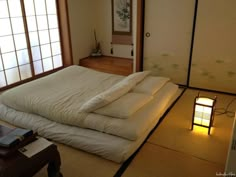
[0,66,182,163]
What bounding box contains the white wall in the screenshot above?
[67,0,136,64]
[67,0,97,64]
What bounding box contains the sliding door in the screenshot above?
[190,0,236,94]
[0,0,63,89]
[143,0,195,85]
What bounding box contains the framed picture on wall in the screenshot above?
[112,0,132,35]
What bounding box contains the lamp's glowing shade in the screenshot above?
[196,97,214,106]
[191,94,217,135]
[194,105,212,126]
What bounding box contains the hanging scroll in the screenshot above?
[112,0,132,45]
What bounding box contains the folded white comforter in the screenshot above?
[0,66,177,140]
[1,66,123,125]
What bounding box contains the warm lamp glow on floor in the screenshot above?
[191,125,210,135]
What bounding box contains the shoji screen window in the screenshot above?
[0,0,63,88]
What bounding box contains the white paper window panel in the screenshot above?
[46,0,57,14]
[14,34,27,50]
[33,60,43,75]
[39,30,50,45]
[43,57,53,71]
[11,17,25,34]
[34,0,46,15]
[19,64,32,80]
[50,29,60,42]
[8,0,22,17]
[41,44,51,58]
[5,67,20,84]
[27,16,37,32]
[53,55,62,68]
[0,71,6,87]
[24,0,35,16]
[31,46,42,61]
[37,16,48,30]
[17,49,30,65]
[51,42,61,56]
[0,0,61,88]
[29,32,40,47]
[0,36,15,53]
[2,52,18,69]
[0,55,3,71]
[0,1,9,18]
[48,15,58,29]
[0,19,12,36]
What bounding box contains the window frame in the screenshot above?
[0,0,73,91]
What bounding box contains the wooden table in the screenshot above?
[0,143,62,177]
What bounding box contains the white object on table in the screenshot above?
[18,137,53,158]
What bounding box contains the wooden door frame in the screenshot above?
[58,0,73,67]
[135,0,144,72]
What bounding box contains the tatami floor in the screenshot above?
[123,89,235,177]
[4,88,235,177]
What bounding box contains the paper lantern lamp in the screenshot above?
[191,93,217,135]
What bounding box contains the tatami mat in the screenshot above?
[148,89,234,165]
[34,143,121,177]
[122,143,224,177]
[123,89,235,177]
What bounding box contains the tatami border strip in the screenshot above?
[114,88,186,177]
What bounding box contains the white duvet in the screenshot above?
[1,66,123,125]
[0,85,182,163]
[0,66,176,140]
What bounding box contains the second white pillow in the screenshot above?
[133,76,170,95]
[94,92,153,119]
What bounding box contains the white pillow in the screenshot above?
[133,76,170,95]
[94,93,153,119]
[79,71,150,112]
